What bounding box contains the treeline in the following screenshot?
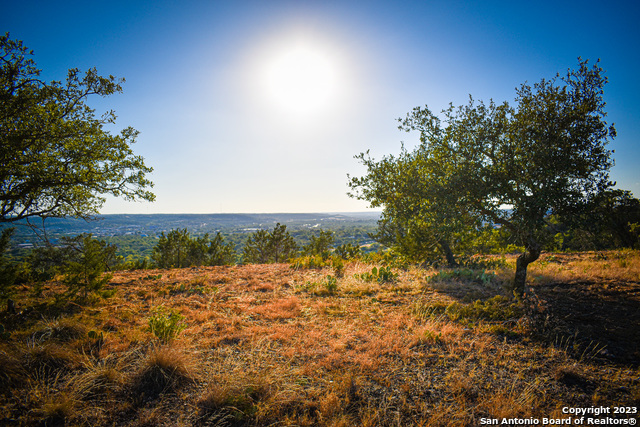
[1,197,638,306]
[0,223,361,303]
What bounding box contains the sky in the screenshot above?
[3,0,640,214]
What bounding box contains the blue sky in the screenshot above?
[4,0,639,213]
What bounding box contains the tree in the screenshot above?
[62,234,117,300]
[302,229,335,259]
[349,145,479,266]
[560,190,640,250]
[243,223,297,264]
[153,229,192,268]
[352,59,616,295]
[0,34,154,225]
[152,229,235,268]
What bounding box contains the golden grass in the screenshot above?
[0,251,638,425]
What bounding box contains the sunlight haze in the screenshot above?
[3,0,639,214]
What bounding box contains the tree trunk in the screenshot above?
[438,239,458,267]
[513,238,541,296]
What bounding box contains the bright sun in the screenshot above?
[263,42,337,116]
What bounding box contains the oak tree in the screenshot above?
[351,59,616,295]
[1,34,154,225]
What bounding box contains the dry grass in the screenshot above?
[0,251,639,426]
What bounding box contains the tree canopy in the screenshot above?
[350,59,616,295]
[0,34,154,224]
[243,223,297,264]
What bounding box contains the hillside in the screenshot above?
[1,251,639,426]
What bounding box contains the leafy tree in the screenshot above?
[302,229,335,259]
[152,229,235,268]
[62,234,117,300]
[153,229,191,268]
[350,145,479,266]
[206,232,237,265]
[561,189,640,250]
[243,223,297,264]
[242,229,271,264]
[0,34,154,225]
[353,59,616,295]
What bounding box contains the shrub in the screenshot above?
[243,223,297,264]
[61,234,117,300]
[335,243,361,260]
[302,229,335,260]
[148,307,186,344]
[355,266,398,284]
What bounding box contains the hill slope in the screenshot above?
[1,252,639,426]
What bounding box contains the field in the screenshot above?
[1,251,639,426]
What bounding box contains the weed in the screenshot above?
[323,275,338,294]
[148,306,186,344]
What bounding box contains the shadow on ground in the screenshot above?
[530,279,640,367]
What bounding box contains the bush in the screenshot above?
[355,266,398,284]
[62,235,117,300]
[148,307,186,344]
[335,243,361,260]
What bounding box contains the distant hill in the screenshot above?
[1,212,381,244]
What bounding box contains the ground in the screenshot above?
[0,251,638,426]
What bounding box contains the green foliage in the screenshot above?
[0,228,17,302]
[148,306,186,344]
[323,275,338,294]
[334,243,361,260]
[558,190,640,250]
[61,234,117,299]
[356,266,398,284]
[331,256,345,278]
[290,254,330,270]
[302,229,335,259]
[0,33,154,225]
[243,223,297,264]
[152,229,235,268]
[353,59,617,295]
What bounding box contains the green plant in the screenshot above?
[148,307,186,344]
[331,256,345,278]
[335,243,361,260]
[0,34,154,226]
[290,255,329,270]
[356,266,398,284]
[323,275,338,294]
[62,234,116,300]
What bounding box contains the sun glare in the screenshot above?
[263,42,338,116]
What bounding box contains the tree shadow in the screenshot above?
[528,279,640,367]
